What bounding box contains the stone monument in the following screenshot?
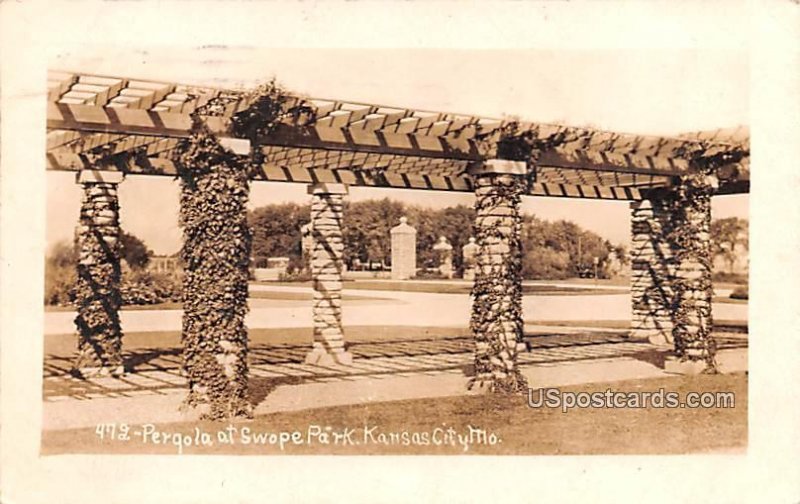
[390,216,417,280]
[462,237,479,281]
[433,236,454,279]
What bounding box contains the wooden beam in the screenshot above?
[47,103,227,138]
[46,104,748,185]
[47,152,647,200]
[257,124,479,161]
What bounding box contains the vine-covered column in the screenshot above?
[175,124,252,420]
[73,170,125,377]
[631,172,718,371]
[669,173,717,369]
[629,197,675,344]
[469,159,528,392]
[305,183,353,365]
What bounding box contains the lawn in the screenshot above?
[44,325,470,356]
[253,279,621,296]
[44,290,394,313]
[40,372,747,455]
[526,319,748,332]
[713,296,748,305]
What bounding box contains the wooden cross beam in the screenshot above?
[45,150,645,201]
[47,103,747,184]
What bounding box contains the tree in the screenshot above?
[409,204,475,273]
[44,240,78,305]
[120,230,153,269]
[248,199,614,280]
[342,199,406,267]
[710,217,748,273]
[520,216,612,279]
[249,202,309,270]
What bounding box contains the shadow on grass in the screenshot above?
[248,375,304,407]
[628,348,669,369]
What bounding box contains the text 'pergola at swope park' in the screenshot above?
[46,70,749,420]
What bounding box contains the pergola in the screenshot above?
[46,70,750,416]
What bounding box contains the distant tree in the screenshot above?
[409,205,475,272]
[120,230,153,269]
[247,199,614,279]
[48,239,78,268]
[521,246,572,279]
[342,198,406,268]
[611,244,628,266]
[710,217,749,273]
[249,203,310,270]
[44,240,78,305]
[520,216,612,279]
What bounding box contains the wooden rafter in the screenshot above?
[45,70,750,197]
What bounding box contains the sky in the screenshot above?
[46,47,749,255]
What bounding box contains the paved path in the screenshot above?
[42,337,749,431]
[44,284,747,335]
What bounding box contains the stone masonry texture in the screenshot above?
[630,198,676,343]
[306,189,352,365]
[72,180,125,375]
[470,171,527,391]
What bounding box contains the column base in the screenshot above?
[72,364,126,379]
[304,347,353,366]
[629,327,673,345]
[664,355,710,375]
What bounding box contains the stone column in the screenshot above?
[630,177,716,368]
[462,237,479,281]
[72,170,125,377]
[469,159,527,392]
[630,198,675,344]
[671,177,716,365]
[390,216,417,280]
[306,183,353,365]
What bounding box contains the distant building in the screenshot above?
[148,255,181,275]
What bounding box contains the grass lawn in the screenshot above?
[713,296,748,305]
[526,319,748,331]
[41,372,747,455]
[44,325,469,356]
[254,280,620,296]
[44,290,394,313]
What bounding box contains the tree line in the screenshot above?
[249,198,624,280]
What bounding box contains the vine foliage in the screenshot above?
[469,173,528,393]
[171,79,302,420]
[647,144,747,370]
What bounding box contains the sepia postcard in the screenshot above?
[1,1,799,503]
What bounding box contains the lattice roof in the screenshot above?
[46,71,749,200]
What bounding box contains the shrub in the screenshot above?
[44,241,78,306]
[120,269,182,305]
[413,269,445,280]
[712,271,748,284]
[521,246,571,280]
[278,269,312,282]
[730,285,749,300]
[44,261,77,306]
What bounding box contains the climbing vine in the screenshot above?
[469,174,528,393]
[662,171,717,369]
[172,79,304,420]
[649,145,747,371]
